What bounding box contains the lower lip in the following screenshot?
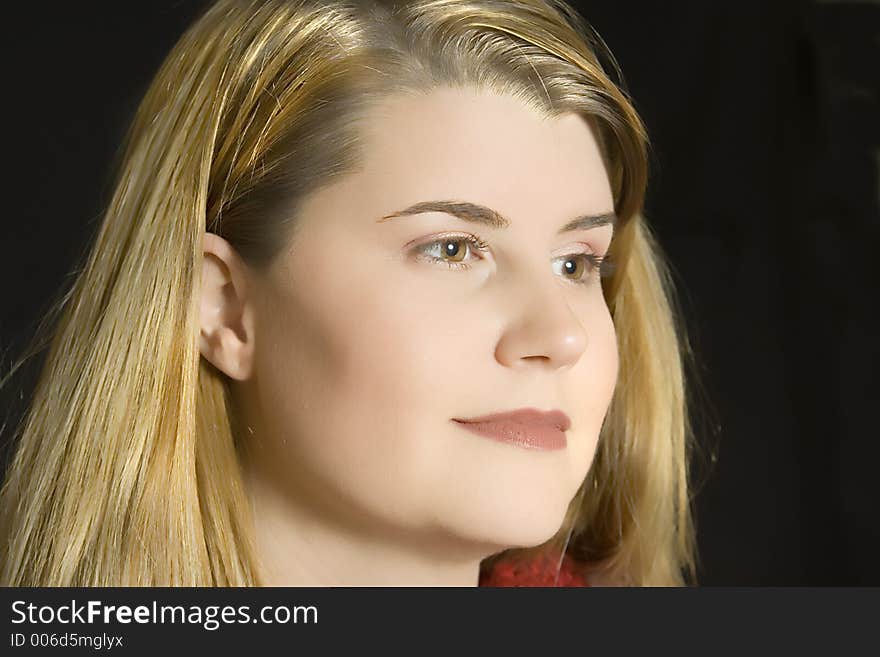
[452,420,568,451]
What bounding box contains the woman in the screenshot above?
[0,0,698,586]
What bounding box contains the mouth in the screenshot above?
[451,408,570,451]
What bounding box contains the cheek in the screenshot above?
[324,276,464,417]
[561,296,619,473]
[575,288,619,393]
[251,253,466,519]
[586,304,619,408]
[595,306,620,403]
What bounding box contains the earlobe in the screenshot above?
[198,232,256,380]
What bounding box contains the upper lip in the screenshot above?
[453,408,571,431]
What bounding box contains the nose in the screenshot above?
[493,271,589,371]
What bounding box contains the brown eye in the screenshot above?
[440,239,468,262]
[411,233,488,271]
[560,256,585,280]
[552,253,604,285]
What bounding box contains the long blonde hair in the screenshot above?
[0,0,699,586]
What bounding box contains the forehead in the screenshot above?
[354,86,614,218]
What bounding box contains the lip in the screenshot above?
[451,408,571,451]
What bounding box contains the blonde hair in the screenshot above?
[0,0,698,586]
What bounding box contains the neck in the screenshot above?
[243,464,486,587]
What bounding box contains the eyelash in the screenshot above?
[412,232,614,285]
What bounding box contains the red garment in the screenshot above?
[479,552,590,587]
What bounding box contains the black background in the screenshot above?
[1,1,877,585]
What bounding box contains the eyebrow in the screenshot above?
[376,200,616,234]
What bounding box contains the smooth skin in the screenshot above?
[199,86,619,586]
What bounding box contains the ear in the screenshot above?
[198,232,257,380]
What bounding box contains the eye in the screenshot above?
[552,252,611,286]
[412,234,490,271]
[410,233,614,283]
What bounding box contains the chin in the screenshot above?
[445,492,572,553]
[496,508,570,549]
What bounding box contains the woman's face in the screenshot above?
[230,86,618,555]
